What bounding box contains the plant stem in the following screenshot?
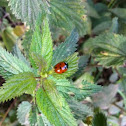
[114,67,123,79]
[118,90,126,109]
[0,99,17,126]
[113,102,126,114]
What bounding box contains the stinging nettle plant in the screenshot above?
[0,0,103,126]
[0,17,101,126]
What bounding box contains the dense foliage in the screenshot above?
[0,0,126,126]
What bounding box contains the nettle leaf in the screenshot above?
[68,100,93,120]
[84,32,126,67]
[92,21,111,35]
[85,2,100,18]
[109,17,118,33]
[52,29,79,66]
[29,107,37,126]
[17,101,32,125]
[7,0,87,33]
[31,53,47,72]
[110,8,126,19]
[74,55,89,77]
[52,53,79,78]
[30,18,53,70]
[22,30,33,57]
[12,44,30,67]
[49,0,87,35]
[0,0,8,7]
[92,112,107,126]
[0,46,31,79]
[36,80,77,126]
[78,81,102,100]
[50,76,80,99]
[7,0,44,27]
[0,66,13,80]
[50,77,102,100]
[29,106,52,126]
[0,72,37,103]
[1,27,17,51]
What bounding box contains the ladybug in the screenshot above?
[54,62,68,74]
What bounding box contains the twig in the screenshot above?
[112,102,126,113]
[0,99,17,126]
[114,67,123,79]
[84,64,102,72]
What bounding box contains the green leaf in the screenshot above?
[7,0,44,27]
[0,0,8,7]
[68,100,93,120]
[0,72,37,103]
[109,17,118,33]
[85,2,100,18]
[0,66,13,80]
[49,0,87,35]
[29,106,52,126]
[17,101,32,125]
[12,44,30,67]
[1,27,17,51]
[30,18,53,70]
[118,67,126,76]
[74,55,89,77]
[7,0,87,34]
[36,80,77,126]
[110,8,126,19]
[50,77,80,99]
[94,3,108,13]
[30,53,47,72]
[29,107,37,126]
[0,46,32,79]
[92,112,108,126]
[92,21,111,34]
[79,80,102,100]
[84,32,126,67]
[52,29,79,66]
[22,30,33,57]
[50,77,102,100]
[52,53,79,78]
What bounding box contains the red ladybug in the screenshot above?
[54,62,68,74]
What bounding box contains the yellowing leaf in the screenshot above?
[13,25,26,37]
[1,27,17,51]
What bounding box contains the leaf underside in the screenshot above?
[17,101,32,125]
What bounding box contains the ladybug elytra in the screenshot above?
[54,62,68,74]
